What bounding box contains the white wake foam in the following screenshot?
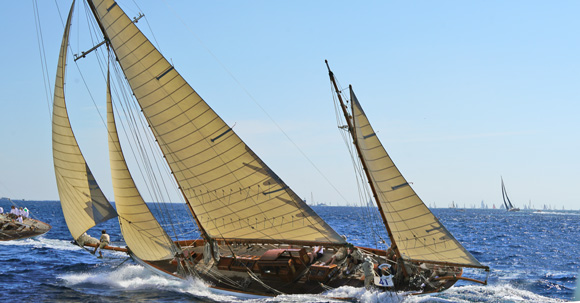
[404,284,567,303]
[57,263,569,302]
[0,236,81,251]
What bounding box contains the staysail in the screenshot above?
[106,68,176,261]
[349,88,484,268]
[52,0,117,241]
[86,0,345,246]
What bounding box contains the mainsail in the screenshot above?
[106,68,176,261]
[52,0,117,241]
[86,0,345,246]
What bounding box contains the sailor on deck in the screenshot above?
[308,246,324,264]
[92,230,110,258]
[9,206,19,219]
[0,206,3,214]
[362,257,375,289]
[325,235,349,265]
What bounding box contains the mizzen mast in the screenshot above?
[325,60,402,259]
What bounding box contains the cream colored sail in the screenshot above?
[350,88,485,268]
[87,0,344,245]
[106,69,176,261]
[52,0,117,241]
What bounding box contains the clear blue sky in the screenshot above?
[0,1,578,210]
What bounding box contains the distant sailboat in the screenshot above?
[501,177,520,212]
[0,201,51,241]
[48,0,488,299]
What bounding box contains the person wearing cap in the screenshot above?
[92,230,110,258]
[23,207,29,218]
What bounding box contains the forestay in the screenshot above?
[350,88,485,269]
[87,0,345,245]
[52,0,117,241]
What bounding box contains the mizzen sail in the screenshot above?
[52,0,117,241]
[349,88,484,268]
[106,68,176,261]
[87,0,344,245]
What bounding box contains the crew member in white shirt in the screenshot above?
[9,206,19,218]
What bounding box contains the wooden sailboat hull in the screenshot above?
[130,239,463,298]
[0,215,51,241]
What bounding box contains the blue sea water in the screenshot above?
[0,201,577,302]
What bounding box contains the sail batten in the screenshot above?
[87,0,344,245]
[52,0,117,241]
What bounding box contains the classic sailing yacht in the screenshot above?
[0,201,51,241]
[51,0,488,298]
[501,177,520,212]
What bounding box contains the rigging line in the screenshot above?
[117,215,174,247]
[109,62,185,240]
[112,74,164,204]
[161,0,351,207]
[331,83,383,246]
[330,83,372,232]
[113,257,131,269]
[106,49,180,218]
[33,0,53,121]
[106,61,178,252]
[109,54,194,241]
[331,87,382,243]
[53,0,65,28]
[247,270,285,295]
[129,1,163,55]
[337,87,392,249]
